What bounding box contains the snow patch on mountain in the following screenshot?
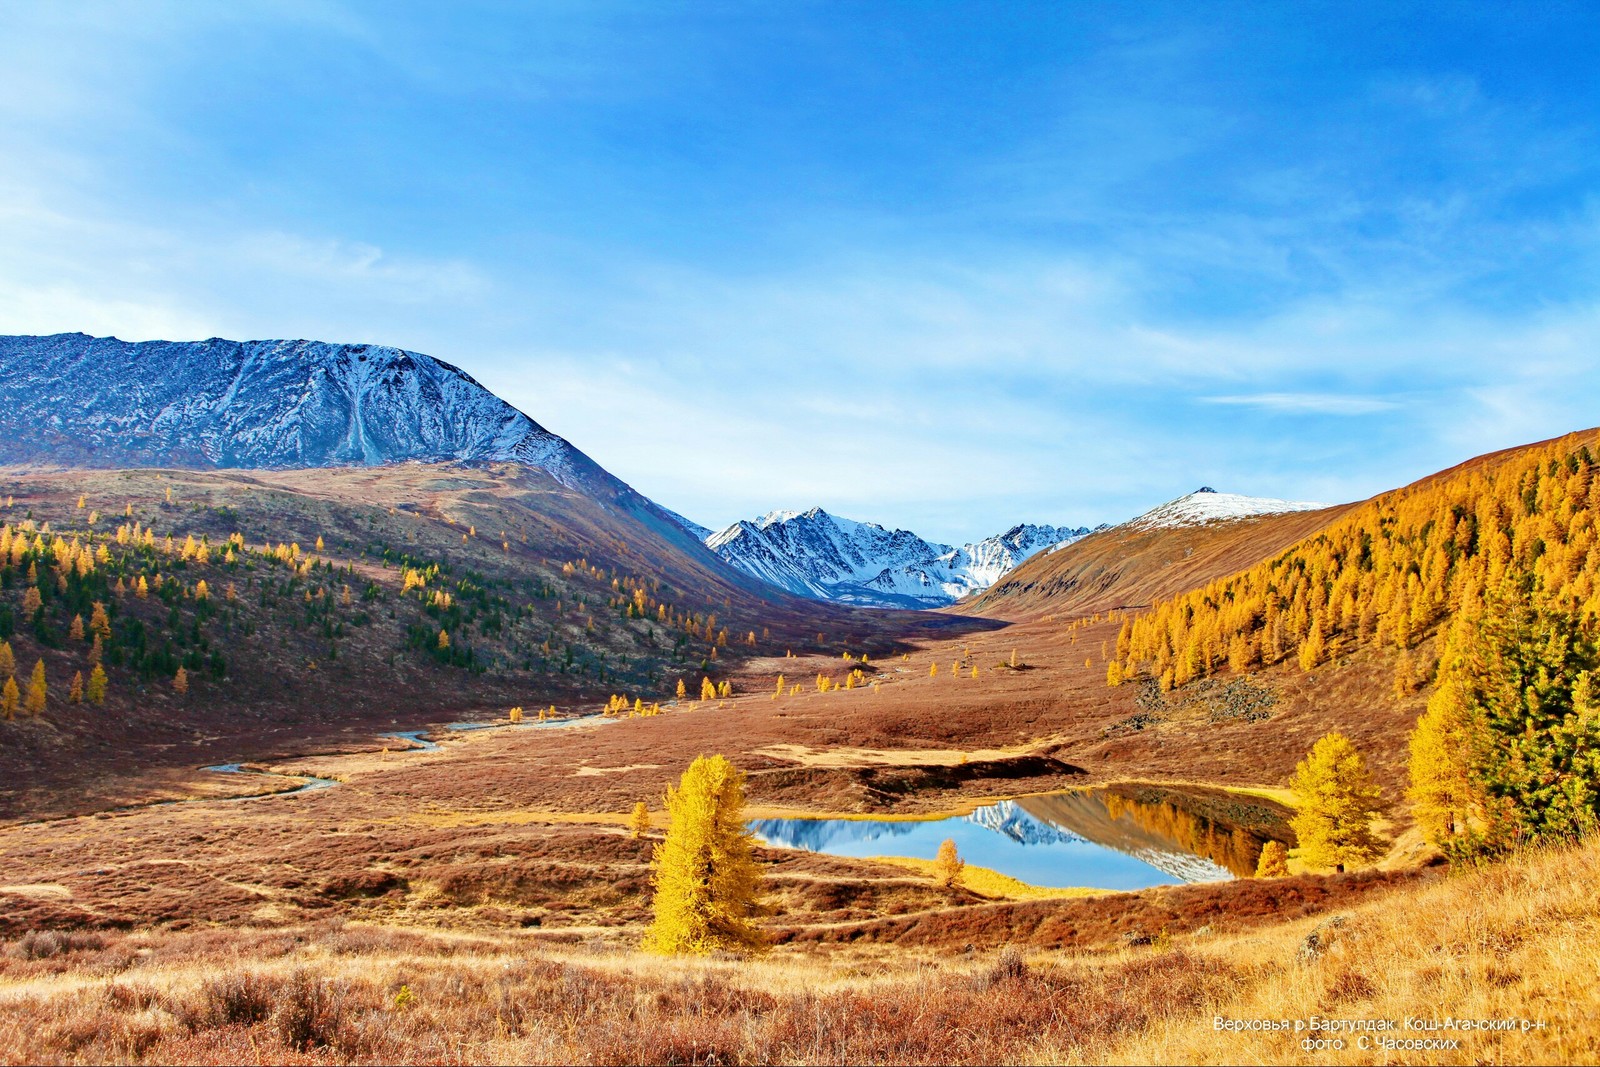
[706,507,1091,608]
[1128,487,1329,530]
[661,508,712,540]
[0,333,618,492]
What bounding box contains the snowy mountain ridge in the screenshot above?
[0,333,616,490]
[1127,487,1330,530]
[706,506,1092,608]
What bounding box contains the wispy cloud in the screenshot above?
[0,5,1598,541]
[1198,393,1400,415]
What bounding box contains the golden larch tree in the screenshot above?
[87,664,107,705]
[24,660,46,716]
[630,800,651,839]
[933,838,964,888]
[173,667,189,696]
[0,676,17,719]
[68,671,83,704]
[644,754,765,955]
[1289,732,1383,872]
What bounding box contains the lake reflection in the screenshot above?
[751,789,1280,891]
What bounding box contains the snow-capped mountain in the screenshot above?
[705,506,1091,608]
[1127,487,1329,530]
[964,800,1084,847]
[0,333,616,490]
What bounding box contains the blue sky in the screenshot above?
[3,2,1600,541]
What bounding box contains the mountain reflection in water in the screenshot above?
[751,789,1280,891]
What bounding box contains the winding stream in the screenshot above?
[194,714,619,803]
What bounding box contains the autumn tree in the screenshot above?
[1289,732,1383,872]
[1254,840,1289,878]
[631,801,651,839]
[0,641,12,677]
[24,660,46,716]
[933,838,964,888]
[68,671,83,704]
[0,676,16,719]
[1411,590,1600,858]
[87,664,107,706]
[173,667,189,696]
[644,755,765,955]
[676,679,687,700]
[90,602,111,640]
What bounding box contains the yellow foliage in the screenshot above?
[1113,431,1600,690]
[933,838,964,888]
[630,800,651,839]
[643,755,765,955]
[1253,840,1289,877]
[1289,732,1383,872]
[24,659,46,715]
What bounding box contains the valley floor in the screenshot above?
[0,615,1587,1064]
[0,838,1593,1065]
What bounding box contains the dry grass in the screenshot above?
[0,840,1592,1064]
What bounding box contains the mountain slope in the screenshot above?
[706,507,1091,608]
[0,332,794,591]
[0,334,599,478]
[970,492,1354,620]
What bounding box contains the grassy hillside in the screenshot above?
[0,832,1590,1064]
[1113,428,1600,691]
[0,463,988,819]
[967,504,1355,621]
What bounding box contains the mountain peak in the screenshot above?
[1128,489,1330,530]
[0,333,599,486]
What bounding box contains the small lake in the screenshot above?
[751,788,1283,891]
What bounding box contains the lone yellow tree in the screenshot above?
[173,667,189,696]
[86,664,108,706]
[1289,732,1383,872]
[630,800,651,839]
[0,676,16,719]
[934,838,964,888]
[644,754,765,955]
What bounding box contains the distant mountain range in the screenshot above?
[0,333,1329,612]
[698,488,1332,610]
[703,507,1094,608]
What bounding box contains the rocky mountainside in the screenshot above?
[706,506,1092,608]
[0,331,729,548]
[0,333,602,487]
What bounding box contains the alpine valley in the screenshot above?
[0,331,1594,1067]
